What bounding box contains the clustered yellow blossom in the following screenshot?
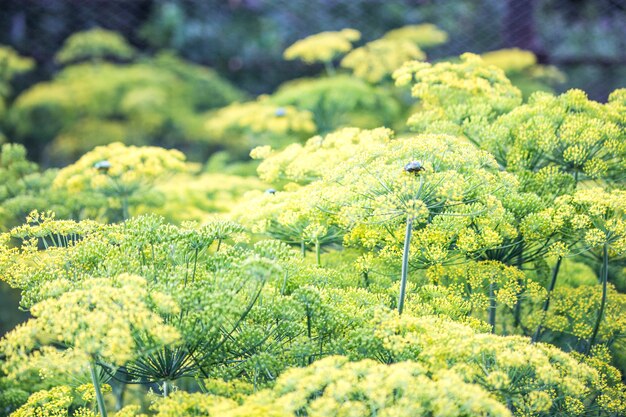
[205,99,316,152]
[393,53,523,126]
[341,38,425,83]
[9,385,98,417]
[54,28,136,64]
[0,46,35,79]
[283,29,361,64]
[383,23,449,47]
[483,89,625,187]
[1,274,180,366]
[352,312,626,417]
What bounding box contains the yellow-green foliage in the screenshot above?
[2,25,626,417]
[269,75,401,132]
[480,48,565,97]
[204,99,316,154]
[10,40,243,161]
[529,284,626,343]
[1,274,179,368]
[283,29,361,64]
[9,385,99,417]
[252,127,394,184]
[53,142,188,221]
[479,90,626,190]
[139,172,267,223]
[150,391,237,417]
[55,28,136,64]
[0,46,35,81]
[346,312,626,417]
[394,53,522,133]
[0,45,35,142]
[341,38,425,83]
[0,144,69,230]
[240,356,511,417]
[341,24,448,84]
[148,356,511,417]
[383,23,449,47]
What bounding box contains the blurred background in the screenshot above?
[1,0,625,99]
[0,0,625,335]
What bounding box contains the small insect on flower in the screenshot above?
[94,160,112,173]
[266,188,277,195]
[404,160,425,174]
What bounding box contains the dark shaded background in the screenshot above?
[1,0,625,100]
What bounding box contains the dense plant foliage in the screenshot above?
[0,24,625,417]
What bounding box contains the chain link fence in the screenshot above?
[1,0,625,100]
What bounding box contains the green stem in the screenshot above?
[532,256,562,343]
[512,250,525,328]
[162,381,169,397]
[191,248,199,283]
[315,241,321,267]
[588,243,609,354]
[121,197,129,222]
[306,308,313,365]
[280,271,288,295]
[301,240,306,258]
[398,215,414,315]
[323,60,336,76]
[489,281,497,334]
[90,362,108,417]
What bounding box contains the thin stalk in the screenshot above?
[280,271,288,295]
[315,241,321,267]
[121,197,129,221]
[398,215,414,315]
[216,239,222,252]
[162,381,169,397]
[513,250,525,328]
[306,309,313,365]
[151,243,157,281]
[300,240,306,258]
[532,256,562,343]
[90,362,108,417]
[323,60,336,76]
[588,243,609,354]
[489,281,497,334]
[191,248,199,283]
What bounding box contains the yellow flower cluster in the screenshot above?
[51,142,188,220]
[481,48,538,73]
[54,142,187,194]
[185,356,511,417]
[283,29,361,64]
[1,274,180,366]
[140,172,267,223]
[205,99,316,152]
[54,28,136,64]
[480,89,625,188]
[383,23,449,48]
[269,74,402,132]
[0,45,35,80]
[528,284,626,342]
[352,311,626,417]
[393,53,522,128]
[10,385,97,417]
[341,38,425,83]
[253,127,394,183]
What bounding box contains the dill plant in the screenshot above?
[2,24,626,417]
